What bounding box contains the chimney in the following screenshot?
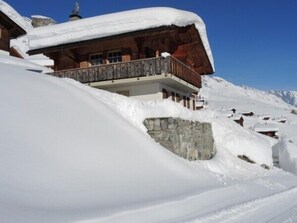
[69,2,82,21]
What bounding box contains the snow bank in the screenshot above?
[273,139,297,175]
[27,7,214,70]
[212,117,273,166]
[66,79,273,166]
[0,0,32,31]
[1,56,297,222]
[0,61,219,222]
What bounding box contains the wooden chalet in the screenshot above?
[254,124,279,139]
[241,111,254,117]
[0,8,26,54]
[277,118,286,124]
[27,8,214,110]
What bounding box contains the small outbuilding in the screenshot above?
[277,118,286,124]
[254,124,278,139]
[259,115,270,121]
[230,108,236,114]
[195,98,205,110]
[241,111,254,117]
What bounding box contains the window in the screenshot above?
[171,92,175,101]
[187,97,190,108]
[108,51,122,63]
[90,53,103,66]
[162,89,168,99]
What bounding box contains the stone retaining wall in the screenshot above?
[143,117,215,161]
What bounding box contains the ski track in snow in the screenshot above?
[182,186,297,223]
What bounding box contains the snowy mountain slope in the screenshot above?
[1,56,297,222]
[201,75,297,177]
[269,90,297,107]
[200,76,292,113]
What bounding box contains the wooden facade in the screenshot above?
[29,25,213,89]
[0,11,26,53]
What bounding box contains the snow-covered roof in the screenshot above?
[196,101,204,107]
[232,114,243,120]
[0,53,52,73]
[27,7,214,71]
[0,0,32,32]
[254,124,279,132]
[259,115,271,119]
[31,15,52,20]
[11,36,54,67]
[218,110,233,118]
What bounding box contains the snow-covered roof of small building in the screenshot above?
[27,7,214,71]
[259,115,271,119]
[218,110,233,118]
[0,0,32,32]
[196,101,204,107]
[254,124,279,132]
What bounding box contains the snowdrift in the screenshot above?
[1,58,296,222]
[0,63,219,222]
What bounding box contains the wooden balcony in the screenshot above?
[49,56,201,88]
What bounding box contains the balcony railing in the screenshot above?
[49,56,201,88]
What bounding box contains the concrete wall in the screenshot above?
[104,82,197,110]
[103,82,162,100]
[144,117,215,161]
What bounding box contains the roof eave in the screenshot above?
[0,11,27,37]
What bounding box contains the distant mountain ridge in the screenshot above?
[269,91,297,107]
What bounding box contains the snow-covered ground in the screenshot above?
[1,57,297,222]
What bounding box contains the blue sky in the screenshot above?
[7,0,297,90]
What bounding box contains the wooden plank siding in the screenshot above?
[49,56,202,88]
